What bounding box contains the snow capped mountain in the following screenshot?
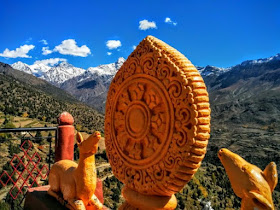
[11,57,125,87]
[59,57,126,113]
[42,62,85,86]
[240,53,280,66]
[71,57,125,88]
[11,53,280,102]
[76,57,125,84]
[9,53,280,114]
[11,61,33,75]
[11,60,84,86]
[196,65,230,77]
[29,63,51,77]
[116,57,126,69]
[196,53,280,77]
[12,61,51,77]
[87,57,125,76]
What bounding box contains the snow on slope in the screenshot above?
[11,54,280,88]
[196,65,230,77]
[11,57,125,87]
[41,62,85,86]
[11,61,33,75]
[241,53,280,66]
[29,63,51,77]
[80,57,125,82]
[11,60,84,86]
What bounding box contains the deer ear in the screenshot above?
[76,132,84,144]
[263,162,278,192]
[249,191,273,210]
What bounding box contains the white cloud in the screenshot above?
[40,39,48,45]
[107,52,112,56]
[0,44,35,58]
[165,17,177,26]
[53,39,91,57]
[139,19,157,30]
[34,58,67,66]
[132,45,136,50]
[106,40,121,50]
[42,47,52,55]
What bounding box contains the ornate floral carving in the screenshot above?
[105,36,211,196]
[112,77,171,166]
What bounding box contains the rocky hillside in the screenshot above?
[12,58,125,112]
[204,54,280,192]
[202,54,280,126]
[0,62,77,103]
[0,62,104,133]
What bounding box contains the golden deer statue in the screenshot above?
[48,131,103,210]
[218,148,278,210]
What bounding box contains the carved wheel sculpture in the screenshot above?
[105,36,211,197]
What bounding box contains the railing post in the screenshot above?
[55,112,75,162]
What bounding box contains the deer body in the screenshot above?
[218,148,278,210]
[48,132,102,210]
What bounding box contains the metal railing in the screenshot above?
[0,127,57,209]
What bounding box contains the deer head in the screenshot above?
[76,131,101,154]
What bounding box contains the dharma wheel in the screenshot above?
[105,36,210,197]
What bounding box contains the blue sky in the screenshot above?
[0,0,279,69]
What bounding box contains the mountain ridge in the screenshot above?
[0,62,104,132]
[11,57,126,86]
[10,53,280,115]
[0,62,77,103]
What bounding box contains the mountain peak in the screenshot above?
[240,53,280,66]
[55,61,73,68]
[116,57,125,64]
[12,61,33,74]
[115,57,125,69]
[86,58,126,77]
[273,53,280,60]
[196,65,229,77]
[12,61,30,68]
[12,61,25,65]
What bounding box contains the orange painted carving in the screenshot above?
[48,132,103,210]
[218,148,278,210]
[121,185,177,210]
[105,35,211,197]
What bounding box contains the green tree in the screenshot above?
[2,117,16,128]
[0,201,10,210]
[211,172,217,185]
[35,131,43,144]
[9,142,20,155]
[5,187,26,210]
[47,132,52,143]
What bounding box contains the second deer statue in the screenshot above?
[219,148,278,210]
[48,131,103,210]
